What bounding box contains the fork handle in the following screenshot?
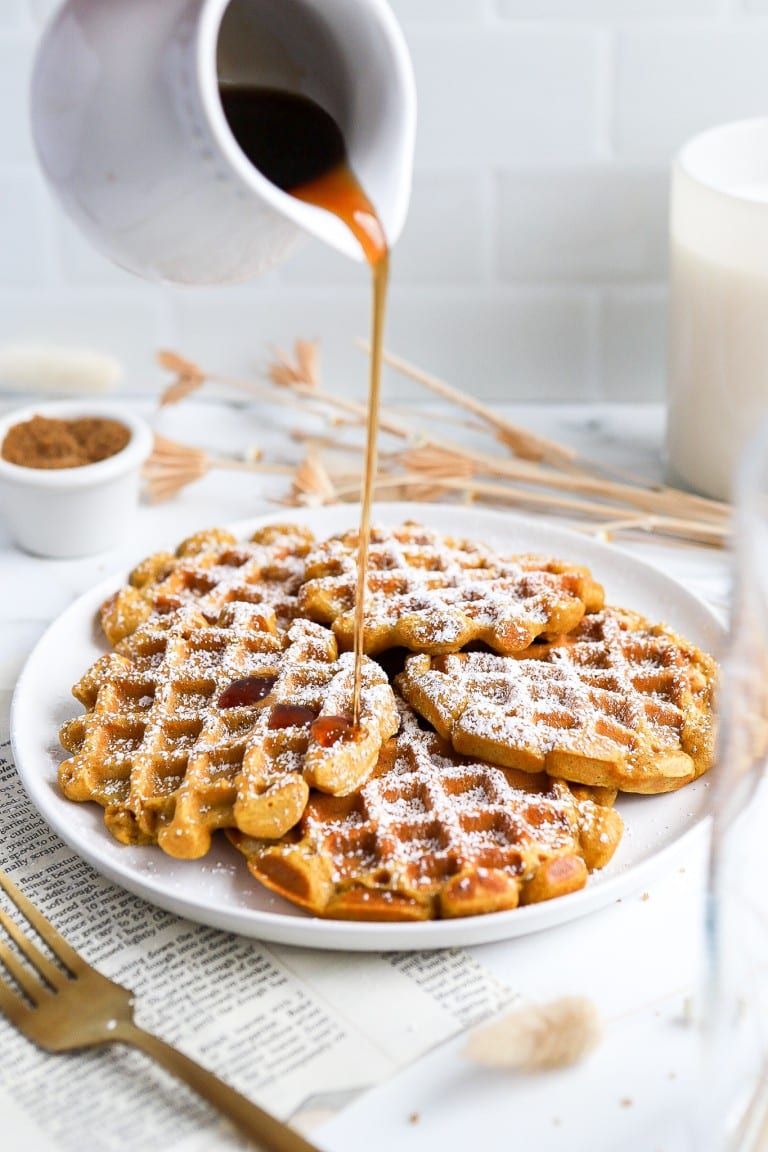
[114,1021,322,1152]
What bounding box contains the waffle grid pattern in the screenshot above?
[299,522,605,655]
[397,607,716,793]
[100,523,315,646]
[232,703,623,921]
[60,607,398,857]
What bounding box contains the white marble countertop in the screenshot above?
[0,398,729,1152]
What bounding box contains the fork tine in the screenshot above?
[0,969,28,1026]
[0,868,85,974]
[0,937,49,1004]
[0,904,69,990]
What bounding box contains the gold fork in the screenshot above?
[0,867,321,1152]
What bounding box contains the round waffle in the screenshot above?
[100,522,314,646]
[298,521,604,656]
[59,605,399,858]
[228,700,623,921]
[396,606,716,794]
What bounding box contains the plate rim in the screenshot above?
[10,502,723,951]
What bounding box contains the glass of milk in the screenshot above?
[668,119,768,501]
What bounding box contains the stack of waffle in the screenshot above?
[58,521,716,921]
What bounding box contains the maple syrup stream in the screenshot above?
[219,87,390,728]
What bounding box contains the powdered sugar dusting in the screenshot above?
[397,607,716,790]
[293,701,612,896]
[102,523,314,645]
[60,604,398,855]
[299,522,603,654]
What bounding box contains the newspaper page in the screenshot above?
[0,693,514,1152]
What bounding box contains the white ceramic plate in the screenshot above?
[11,503,723,951]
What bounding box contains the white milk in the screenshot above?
[667,242,768,501]
[667,121,768,501]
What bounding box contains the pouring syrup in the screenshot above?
[219,85,389,727]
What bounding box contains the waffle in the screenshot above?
[228,701,623,921]
[396,607,716,794]
[298,522,604,656]
[59,606,398,858]
[100,522,314,646]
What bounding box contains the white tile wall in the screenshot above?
[406,29,602,167]
[171,284,594,403]
[2,1,768,402]
[497,168,668,282]
[0,294,169,385]
[0,35,36,166]
[500,0,725,20]
[388,1,495,22]
[0,3,24,30]
[26,1,62,23]
[599,287,668,401]
[0,174,47,286]
[615,28,768,158]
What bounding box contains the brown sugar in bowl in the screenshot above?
[0,401,152,557]
[1,413,132,470]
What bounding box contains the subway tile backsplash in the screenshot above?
[406,28,602,167]
[496,168,669,283]
[614,28,768,159]
[4,2,768,401]
[499,0,726,21]
[0,2,24,30]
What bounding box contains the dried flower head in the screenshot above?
[143,433,211,503]
[285,450,338,507]
[399,445,475,481]
[148,338,729,548]
[267,339,321,391]
[393,446,474,501]
[157,350,206,407]
[494,424,576,467]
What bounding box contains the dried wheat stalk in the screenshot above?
[153,342,731,547]
[321,469,729,547]
[357,341,577,468]
[395,444,728,526]
[143,434,293,504]
[365,345,729,522]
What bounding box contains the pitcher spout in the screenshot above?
[31,0,416,284]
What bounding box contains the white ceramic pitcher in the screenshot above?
[30,0,416,284]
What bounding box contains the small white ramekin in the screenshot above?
[0,400,153,558]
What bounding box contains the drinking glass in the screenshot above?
[668,118,768,501]
[697,415,768,1150]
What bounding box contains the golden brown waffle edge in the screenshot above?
[227,700,624,921]
[59,606,399,859]
[56,519,718,923]
[297,522,605,656]
[100,522,315,646]
[396,606,717,794]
